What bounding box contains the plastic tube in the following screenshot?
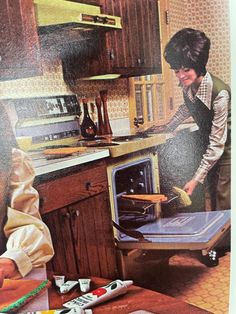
[53,275,65,288]
[60,280,79,294]
[63,279,133,309]
[79,279,91,293]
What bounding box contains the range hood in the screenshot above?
[34,0,122,32]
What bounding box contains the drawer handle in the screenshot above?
[85,181,91,190]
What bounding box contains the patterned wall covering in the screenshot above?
[186,0,230,84]
[71,78,130,120]
[0,0,230,126]
[0,59,71,99]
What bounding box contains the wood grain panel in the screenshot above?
[37,163,108,214]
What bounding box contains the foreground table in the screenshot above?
[47,275,211,314]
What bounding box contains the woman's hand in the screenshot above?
[145,124,168,134]
[183,179,199,196]
[0,258,20,287]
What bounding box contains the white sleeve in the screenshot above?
[0,149,54,277]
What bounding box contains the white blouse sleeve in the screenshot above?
[0,149,54,277]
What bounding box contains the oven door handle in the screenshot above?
[112,221,150,242]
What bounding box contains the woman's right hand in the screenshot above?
[183,179,199,196]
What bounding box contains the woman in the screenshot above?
[0,104,54,287]
[149,28,231,211]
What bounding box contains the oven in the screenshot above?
[106,151,230,279]
[107,151,161,229]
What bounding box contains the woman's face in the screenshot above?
[173,67,199,87]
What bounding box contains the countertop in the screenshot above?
[31,123,198,177]
[31,148,110,176]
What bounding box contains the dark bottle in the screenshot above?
[81,98,97,138]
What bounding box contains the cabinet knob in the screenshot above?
[137,58,142,65]
[0,56,2,62]
[137,58,145,65]
[63,212,70,219]
[72,209,80,218]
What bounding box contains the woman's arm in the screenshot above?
[0,149,54,278]
[145,103,191,133]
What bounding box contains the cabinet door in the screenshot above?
[42,193,118,279]
[70,192,118,279]
[62,0,161,80]
[0,0,41,80]
[43,207,78,274]
[103,0,162,76]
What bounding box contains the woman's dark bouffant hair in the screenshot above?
[164,28,210,76]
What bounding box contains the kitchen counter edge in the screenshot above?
[33,149,110,177]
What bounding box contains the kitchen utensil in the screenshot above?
[43,147,87,156]
[112,221,150,242]
[121,194,168,203]
[95,96,106,135]
[100,90,112,135]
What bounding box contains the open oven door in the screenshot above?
[115,210,230,251]
[114,210,230,260]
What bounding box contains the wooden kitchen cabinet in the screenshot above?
[63,0,162,81]
[0,0,42,80]
[101,0,162,76]
[36,161,118,279]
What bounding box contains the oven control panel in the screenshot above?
[13,95,82,144]
[14,95,81,120]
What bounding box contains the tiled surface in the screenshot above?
[129,251,230,314]
[74,78,130,120]
[158,252,230,314]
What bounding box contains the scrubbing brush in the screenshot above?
[172,186,192,207]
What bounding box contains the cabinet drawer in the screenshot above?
[36,163,108,214]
